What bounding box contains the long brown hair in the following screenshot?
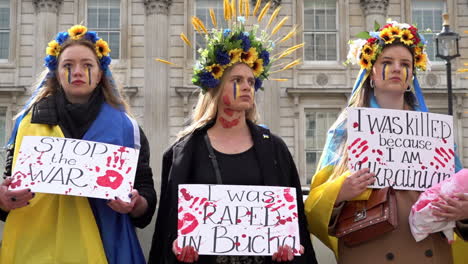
[177,63,259,139]
[328,42,417,180]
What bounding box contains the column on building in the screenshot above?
[144,0,172,186]
[33,0,61,77]
[360,0,389,31]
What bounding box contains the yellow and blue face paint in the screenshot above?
[86,66,92,85]
[233,81,240,100]
[65,66,71,84]
[403,66,409,83]
[382,63,390,80]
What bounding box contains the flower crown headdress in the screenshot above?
[346,20,430,72]
[44,25,112,71]
[347,20,429,111]
[157,0,304,93]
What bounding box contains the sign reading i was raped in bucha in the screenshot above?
[347,107,455,191]
[177,184,301,256]
[9,136,139,202]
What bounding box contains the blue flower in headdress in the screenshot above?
[223,29,231,37]
[370,31,380,39]
[238,32,251,52]
[44,55,58,71]
[55,32,69,45]
[259,50,270,66]
[254,78,263,91]
[85,31,99,43]
[100,55,112,70]
[199,71,220,89]
[215,49,230,65]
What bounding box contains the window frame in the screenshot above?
[0,0,17,66]
[411,0,445,64]
[299,106,341,185]
[302,0,339,63]
[84,0,128,66]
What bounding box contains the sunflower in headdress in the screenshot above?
[206,64,224,79]
[229,48,243,64]
[415,53,427,71]
[95,39,111,58]
[46,40,61,56]
[400,29,414,46]
[359,56,372,70]
[379,28,395,44]
[361,43,378,61]
[68,25,88,40]
[251,58,264,77]
[241,47,258,67]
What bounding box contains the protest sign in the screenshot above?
[347,107,454,191]
[10,136,139,202]
[177,184,301,256]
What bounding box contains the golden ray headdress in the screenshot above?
[157,0,303,92]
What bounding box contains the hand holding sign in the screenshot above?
[335,168,375,205]
[10,136,139,202]
[0,178,34,211]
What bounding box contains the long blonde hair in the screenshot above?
[177,63,259,139]
[19,38,130,118]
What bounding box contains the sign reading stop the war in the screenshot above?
[347,107,455,191]
[177,184,301,256]
[9,136,139,202]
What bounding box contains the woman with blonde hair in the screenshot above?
[0,25,156,264]
[305,21,468,263]
[149,1,317,263]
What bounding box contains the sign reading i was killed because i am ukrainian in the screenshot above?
[177,184,301,256]
[347,107,455,191]
[9,136,139,202]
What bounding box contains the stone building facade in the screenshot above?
[0,0,467,262]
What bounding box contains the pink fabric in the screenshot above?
[409,169,468,243]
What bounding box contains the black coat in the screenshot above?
[148,121,317,264]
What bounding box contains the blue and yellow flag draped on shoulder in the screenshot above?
[0,103,145,264]
[0,25,145,264]
[304,20,468,259]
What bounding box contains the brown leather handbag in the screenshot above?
[335,187,398,247]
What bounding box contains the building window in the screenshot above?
[194,0,228,60]
[304,0,337,61]
[304,110,338,184]
[0,0,10,60]
[88,0,120,59]
[412,0,444,62]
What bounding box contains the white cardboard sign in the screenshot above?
[347,107,454,191]
[10,136,139,202]
[177,184,301,256]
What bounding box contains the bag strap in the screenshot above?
[204,133,223,184]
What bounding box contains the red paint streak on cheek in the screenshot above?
[222,95,231,106]
[283,188,294,203]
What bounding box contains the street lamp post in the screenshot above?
[435,13,460,116]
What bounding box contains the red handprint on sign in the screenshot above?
[96,146,132,190]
